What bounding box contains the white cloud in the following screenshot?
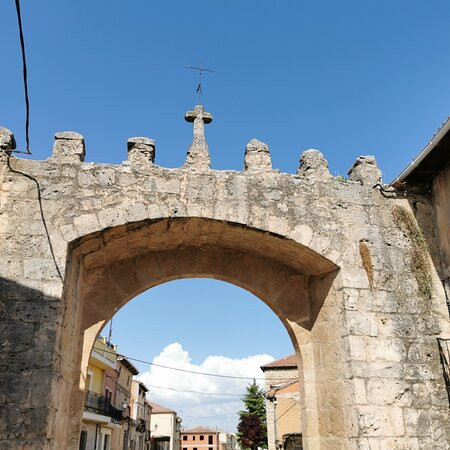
[137,343,274,432]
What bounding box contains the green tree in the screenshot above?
[237,380,267,450]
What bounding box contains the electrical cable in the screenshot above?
[97,346,299,381]
[144,383,243,397]
[273,398,301,424]
[97,347,274,381]
[14,0,32,154]
[5,157,62,280]
[180,412,238,419]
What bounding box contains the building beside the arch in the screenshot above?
[148,401,182,450]
[261,355,302,450]
[81,336,124,450]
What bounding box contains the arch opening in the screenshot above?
[95,278,295,433]
[51,218,339,449]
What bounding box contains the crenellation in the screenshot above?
[244,138,272,171]
[127,136,156,167]
[51,131,85,163]
[298,149,331,181]
[348,155,382,187]
[0,128,16,151]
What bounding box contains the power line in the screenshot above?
[144,383,242,397]
[104,369,242,398]
[180,412,238,419]
[98,348,267,380]
[14,0,32,155]
[95,347,298,382]
[5,158,62,280]
[274,398,301,424]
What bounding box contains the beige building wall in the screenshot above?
[262,364,301,450]
[276,395,301,440]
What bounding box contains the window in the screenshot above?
[79,430,87,450]
[208,436,213,445]
[103,434,110,450]
[86,369,93,392]
[200,436,204,441]
[183,436,187,441]
[209,448,213,450]
[105,388,112,406]
[193,436,196,441]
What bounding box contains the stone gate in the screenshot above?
[0,109,449,449]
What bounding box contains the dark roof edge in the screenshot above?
[260,365,297,372]
[391,116,450,185]
[118,356,139,375]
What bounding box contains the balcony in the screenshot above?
[136,418,146,433]
[84,391,124,423]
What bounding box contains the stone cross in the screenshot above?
[184,104,213,170]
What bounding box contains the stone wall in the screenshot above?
[0,125,449,449]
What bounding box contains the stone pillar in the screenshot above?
[348,155,382,186]
[127,137,155,168]
[51,132,85,162]
[244,139,272,172]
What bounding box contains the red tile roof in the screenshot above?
[260,354,297,371]
[147,401,176,414]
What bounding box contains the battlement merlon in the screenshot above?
[0,126,383,187]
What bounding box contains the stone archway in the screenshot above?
[1,123,449,449]
[57,217,338,449]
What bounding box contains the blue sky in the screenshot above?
[2,0,449,431]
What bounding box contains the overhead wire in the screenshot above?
[98,347,281,381]
[180,412,238,419]
[14,0,32,154]
[104,347,299,382]
[143,383,242,397]
[273,398,301,423]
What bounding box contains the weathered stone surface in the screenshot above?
[127,137,155,167]
[0,123,448,449]
[298,149,331,180]
[51,131,85,162]
[0,128,16,151]
[184,104,212,170]
[244,138,272,171]
[348,155,382,186]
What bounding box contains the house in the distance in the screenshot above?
[181,427,238,450]
[218,432,239,450]
[181,427,219,450]
[261,355,302,450]
[148,401,182,450]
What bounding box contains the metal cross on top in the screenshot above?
[186,60,215,103]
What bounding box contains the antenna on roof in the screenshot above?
[107,317,113,344]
